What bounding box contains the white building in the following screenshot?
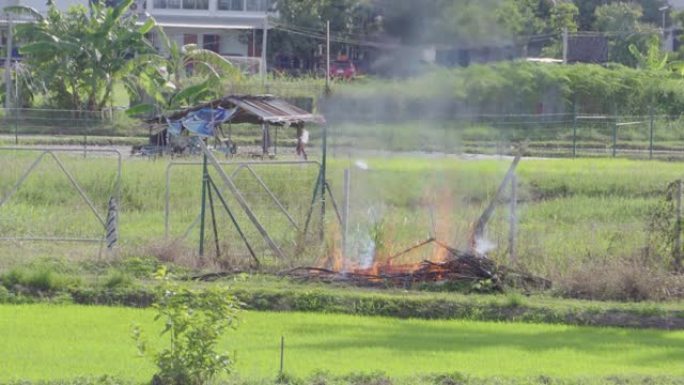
[669,0,684,9]
[0,0,271,68]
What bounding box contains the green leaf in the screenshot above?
[126,103,155,116]
[169,81,211,108]
[19,42,58,55]
[139,18,157,34]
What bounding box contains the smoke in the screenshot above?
[350,205,385,268]
[474,237,496,255]
[357,232,376,269]
[319,0,526,263]
[354,160,369,170]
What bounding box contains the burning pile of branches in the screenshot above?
[284,153,549,292]
[283,238,549,292]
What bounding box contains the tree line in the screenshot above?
[2,0,682,112]
[271,0,674,68]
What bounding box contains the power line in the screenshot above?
[271,23,403,49]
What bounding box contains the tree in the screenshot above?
[573,0,668,30]
[126,26,242,116]
[6,0,157,110]
[551,2,580,33]
[629,35,668,70]
[539,1,580,57]
[593,2,661,67]
[497,0,551,38]
[268,0,375,72]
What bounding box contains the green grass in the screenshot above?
[1,304,683,382]
[1,153,684,279]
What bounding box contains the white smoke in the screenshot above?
[474,237,496,255]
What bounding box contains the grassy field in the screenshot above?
[1,152,683,280]
[1,304,683,382]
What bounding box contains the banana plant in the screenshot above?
[5,0,157,110]
[125,26,243,117]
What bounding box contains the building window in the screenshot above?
[182,0,208,10]
[204,34,220,52]
[218,0,243,10]
[184,34,198,45]
[245,0,270,12]
[154,0,180,8]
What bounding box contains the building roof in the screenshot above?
[146,14,269,30]
[160,95,325,127]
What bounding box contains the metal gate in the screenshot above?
[164,158,327,263]
[0,147,122,246]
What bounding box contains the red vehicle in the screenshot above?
[329,60,356,79]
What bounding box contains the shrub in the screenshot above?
[120,257,160,278]
[133,267,240,385]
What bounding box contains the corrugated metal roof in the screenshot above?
[163,95,326,126]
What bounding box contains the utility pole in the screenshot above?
[261,16,268,86]
[660,5,670,50]
[325,20,330,94]
[562,27,568,64]
[5,11,13,108]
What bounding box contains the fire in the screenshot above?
[317,186,465,279]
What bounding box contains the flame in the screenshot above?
[430,186,456,262]
[318,185,464,280]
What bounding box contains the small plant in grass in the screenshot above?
[133,267,240,385]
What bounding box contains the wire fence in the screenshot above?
[1,109,682,276]
[326,113,684,160]
[4,108,684,160]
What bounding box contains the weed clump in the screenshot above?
[555,257,683,302]
[1,266,80,294]
[100,269,133,289]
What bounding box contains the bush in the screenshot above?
[326,62,684,122]
[1,266,80,294]
[133,267,240,385]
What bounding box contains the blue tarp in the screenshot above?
[167,107,237,137]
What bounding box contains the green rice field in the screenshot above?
[1,305,683,382]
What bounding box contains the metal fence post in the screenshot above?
[572,106,577,158]
[612,119,617,158]
[509,173,517,264]
[13,108,18,145]
[199,153,208,257]
[342,168,350,258]
[675,180,683,267]
[649,107,654,160]
[319,125,328,241]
